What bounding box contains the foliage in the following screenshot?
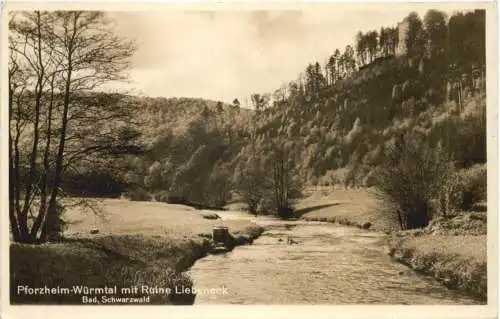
[373,133,456,229]
[233,138,304,218]
[457,164,487,210]
[126,188,152,202]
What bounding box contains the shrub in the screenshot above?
[126,188,152,202]
[154,190,170,203]
[62,170,127,198]
[362,170,377,187]
[163,269,196,305]
[457,164,487,210]
[277,206,294,219]
[435,164,463,218]
[256,197,274,215]
[374,133,455,230]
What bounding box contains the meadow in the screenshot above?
[10,199,263,305]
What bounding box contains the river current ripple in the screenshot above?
[188,210,479,305]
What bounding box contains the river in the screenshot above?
[187,210,480,305]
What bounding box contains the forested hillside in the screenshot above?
[115,9,486,216]
[246,9,486,187]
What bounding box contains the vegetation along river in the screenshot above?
[188,210,480,305]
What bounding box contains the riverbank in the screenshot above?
[10,199,263,305]
[388,233,487,302]
[297,188,488,301]
[297,188,400,233]
[388,213,488,302]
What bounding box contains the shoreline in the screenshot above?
[300,211,487,302]
[387,233,487,303]
[175,224,265,271]
[10,199,265,305]
[10,225,264,305]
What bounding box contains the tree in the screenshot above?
[9,12,53,242]
[343,45,356,75]
[266,140,303,218]
[448,10,486,93]
[304,62,326,99]
[379,27,397,57]
[374,133,455,229]
[43,12,136,240]
[206,162,232,208]
[326,51,339,84]
[403,12,424,55]
[356,31,367,66]
[250,93,270,112]
[365,30,379,62]
[387,27,399,55]
[9,11,137,243]
[215,101,224,113]
[273,84,288,107]
[232,98,240,109]
[379,27,389,56]
[423,9,448,57]
[233,150,266,213]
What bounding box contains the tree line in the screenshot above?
[256,9,485,106]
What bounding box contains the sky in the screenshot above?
[105,3,484,105]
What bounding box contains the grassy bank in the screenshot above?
[297,187,400,233]
[10,199,263,305]
[388,234,487,302]
[297,188,488,301]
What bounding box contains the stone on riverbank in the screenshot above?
[201,212,221,220]
[362,222,372,229]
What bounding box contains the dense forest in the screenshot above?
[9,9,487,242]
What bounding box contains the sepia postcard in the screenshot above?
[1,1,498,319]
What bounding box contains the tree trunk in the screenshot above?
[42,74,71,240]
[8,87,21,242]
[19,12,45,243]
[457,80,463,112]
[31,73,56,238]
[14,95,22,240]
[42,62,73,241]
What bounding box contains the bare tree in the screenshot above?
[8,11,137,243]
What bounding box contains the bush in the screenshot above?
[362,170,377,187]
[154,191,170,203]
[126,188,152,202]
[457,164,487,210]
[62,170,127,198]
[277,206,294,219]
[255,198,273,215]
[435,165,463,218]
[374,133,455,230]
[256,197,274,215]
[163,269,196,305]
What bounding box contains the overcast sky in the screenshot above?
[105,3,483,104]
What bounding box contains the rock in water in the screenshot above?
[90,228,99,234]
